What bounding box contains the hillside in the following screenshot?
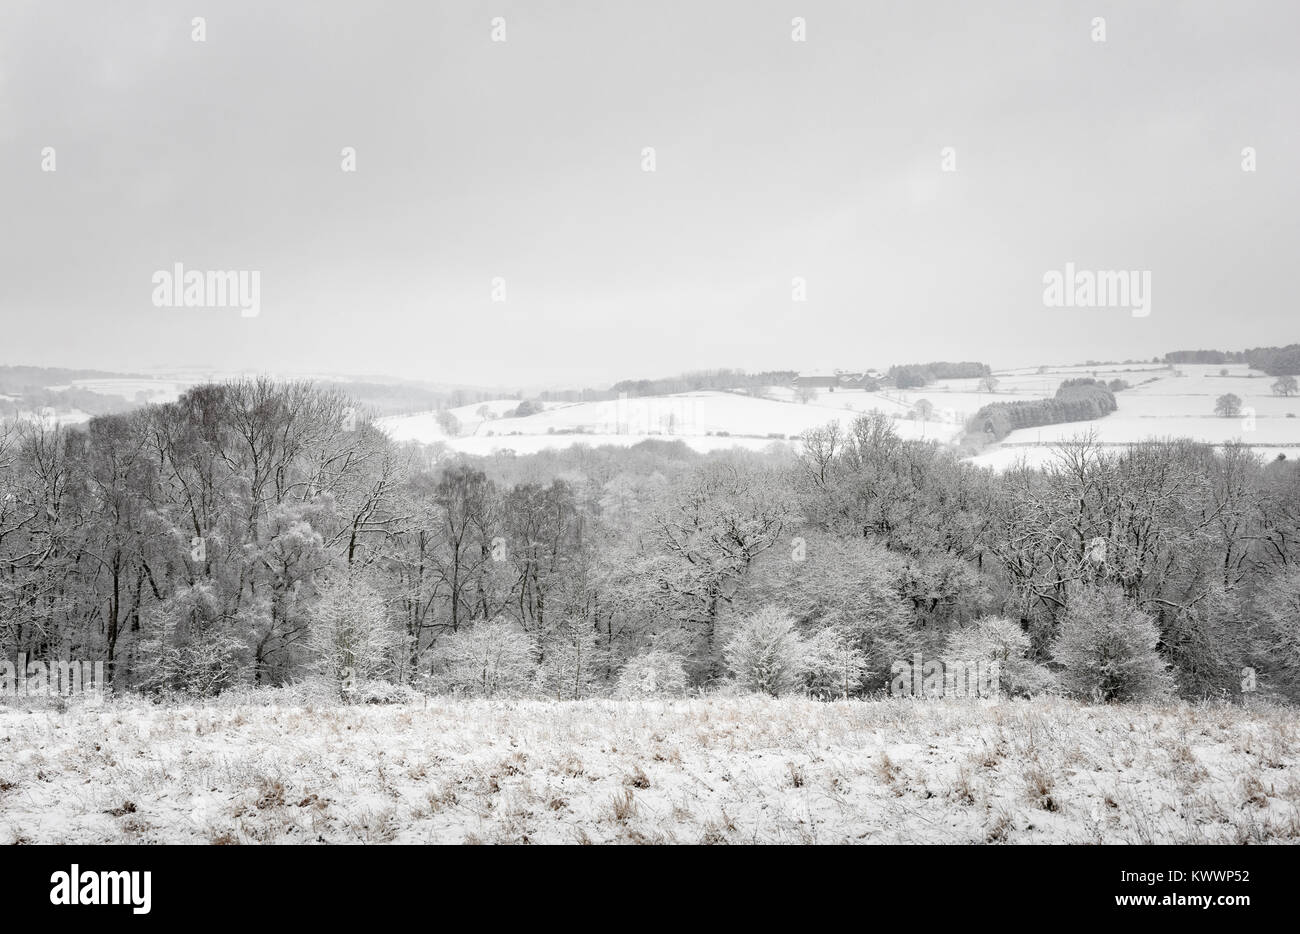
[377,362,1300,466]
[379,390,959,454]
[971,364,1300,469]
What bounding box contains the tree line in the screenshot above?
[2,380,1297,703]
[968,378,1118,442]
[1165,345,1300,376]
[888,361,992,389]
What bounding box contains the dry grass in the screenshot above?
[0,693,1296,844]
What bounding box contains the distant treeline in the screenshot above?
[1246,345,1300,375]
[1164,349,1246,365]
[0,366,142,418]
[970,378,1117,441]
[1164,345,1300,375]
[888,361,992,389]
[0,365,132,395]
[0,388,135,418]
[610,369,798,398]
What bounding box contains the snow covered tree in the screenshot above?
[650,464,794,681]
[1254,565,1300,697]
[723,605,806,696]
[1052,584,1174,702]
[731,534,917,691]
[137,582,246,698]
[306,572,400,698]
[432,618,535,697]
[944,616,1054,697]
[254,497,335,684]
[615,649,689,698]
[436,410,461,437]
[801,625,870,698]
[1214,393,1242,418]
[538,617,601,699]
[1257,566,1300,666]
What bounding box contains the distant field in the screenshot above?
[67,378,190,403]
[379,390,968,454]
[2,695,1295,844]
[970,364,1300,469]
[376,363,1300,465]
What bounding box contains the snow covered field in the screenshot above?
[2,695,1296,844]
[378,390,968,454]
[32,362,1284,467]
[375,364,1300,467]
[970,364,1300,469]
[64,378,191,404]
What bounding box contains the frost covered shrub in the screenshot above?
[307,573,401,699]
[802,625,870,698]
[432,619,536,697]
[790,538,914,688]
[1052,585,1174,702]
[538,618,602,699]
[724,605,806,696]
[730,535,917,692]
[352,680,427,705]
[615,649,689,698]
[137,582,246,698]
[944,616,1055,697]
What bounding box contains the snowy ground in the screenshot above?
[1,695,1296,844]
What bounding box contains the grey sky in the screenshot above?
[1,0,1296,389]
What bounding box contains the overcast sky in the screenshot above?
[1,0,1297,389]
